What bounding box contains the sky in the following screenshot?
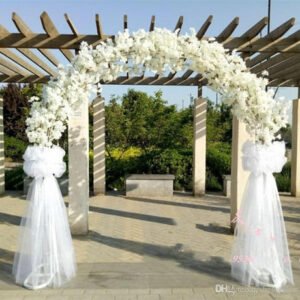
[0,0,299,110]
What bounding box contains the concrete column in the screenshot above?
[68,98,89,235]
[93,96,105,194]
[291,98,300,197]
[0,98,4,195]
[230,116,251,232]
[193,91,207,196]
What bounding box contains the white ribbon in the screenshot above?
[231,141,294,290]
[12,145,76,289]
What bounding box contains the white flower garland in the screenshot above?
[26,28,288,146]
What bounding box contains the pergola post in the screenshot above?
[230,116,251,232]
[93,95,105,195]
[0,97,4,195]
[291,93,300,197]
[68,97,89,235]
[193,87,207,196]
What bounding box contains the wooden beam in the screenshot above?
[1,32,300,52]
[149,16,155,32]
[224,17,268,49]
[40,11,74,61]
[174,16,184,33]
[0,57,31,76]
[12,12,60,67]
[0,24,56,76]
[269,62,300,79]
[268,78,297,87]
[250,52,296,74]
[266,55,300,77]
[0,65,17,76]
[0,49,44,77]
[176,16,213,83]
[123,15,128,30]
[247,28,300,69]
[64,13,79,36]
[240,17,295,61]
[217,17,239,43]
[96,14,104,39]
[197,15,213,39]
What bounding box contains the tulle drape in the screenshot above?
[231,141,293,290]
[13,146,76,289]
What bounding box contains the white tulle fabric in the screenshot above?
[13,146,76,289]
[231,141,294,290]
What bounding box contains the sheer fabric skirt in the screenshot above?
[13,177,76,289]
[231,172,294,290]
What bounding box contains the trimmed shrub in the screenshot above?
[5,135,27,161]
[5,166,24,190]
[275,162,291,192]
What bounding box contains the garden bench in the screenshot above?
[126,174,175,197]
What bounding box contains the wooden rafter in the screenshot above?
[64,14,79,36]
[217,17,239,43]
[0,24,56,77]
[96,14,104,39]
[123,15,128,30]
[12,12,59,67]
[149,16,155,32]
[40,11,74,61]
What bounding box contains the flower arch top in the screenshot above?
[26,28,288,146]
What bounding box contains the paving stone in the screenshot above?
[137,295,160,300]
[91,296,115,300]
[128,289,150,295]
[0,193,299,299]
[115,295,137,300]
[150,289,172,295]
[172,288,194,294]
[160,295,183,300]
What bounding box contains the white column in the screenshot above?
[230,116,251,232]
[68,98,89,235]
[291,98,300,197]
[193,92,207,196]
[93,96,105,195]
[0,98,4,195]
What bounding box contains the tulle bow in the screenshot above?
[23,145,66,179]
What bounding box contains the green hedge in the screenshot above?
[275,162,291,192]
[5,166,24,190]
[4,135,27,161]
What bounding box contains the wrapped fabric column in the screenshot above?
[193,95,207,196]
[68,97,89,235]
[0,97,4,194]
[291,98,300,197]
[93,96,105,195]
[230,116,251,232]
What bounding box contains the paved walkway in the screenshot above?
[0,191,299,299]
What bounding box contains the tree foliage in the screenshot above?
[1,83,42,142]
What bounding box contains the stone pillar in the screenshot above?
[230,116,251,232]
[0,98,4,195]
[193,89,207,196]
[68,98,89,235]
[93,96,105,194]
[291,98,300,197]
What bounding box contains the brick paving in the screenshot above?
[0,191,299,299]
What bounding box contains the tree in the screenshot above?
[1,83,43,142]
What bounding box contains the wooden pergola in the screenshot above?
[0,13,300,235]
[0,13,300,86]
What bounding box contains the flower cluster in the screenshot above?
[26,28,289,146]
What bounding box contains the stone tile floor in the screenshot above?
[0,191,299,299]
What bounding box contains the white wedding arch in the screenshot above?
[26,28,288,146]
[13,28,293,290]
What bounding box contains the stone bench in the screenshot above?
[223,175,231,198]
[126,174,175,197]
